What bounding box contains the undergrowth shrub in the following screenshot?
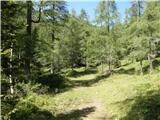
[1,74,10,95]
[65,67,97,77]
[9,101,55,120]
[66,70,78,77]
[37,73,67,89]
[15,82,49,95]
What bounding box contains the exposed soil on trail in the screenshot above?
[76,99,111,120]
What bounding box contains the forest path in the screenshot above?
[67,72,111,120]
[41,65,160,120]
[79,98,110,120]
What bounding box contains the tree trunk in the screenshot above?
[57,57,60,72]
[108,59,111,74]
[85,57,89,70]
[140,60,143,75]
[25,1,32,80]
[50,63,53,74]
[71,64,74,71]
[85,57,87,70]
[18,49,21,68]
[148,54,153,74]
[108,62,112,73]
[10,44,14,94]
[148,35,153,74]
[108,53,112,74]
[25,1,42,80]
[101,61,103,73]
[107,2,111,74]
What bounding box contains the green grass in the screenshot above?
[24,73,159,119]
[97,73,160,119]
[9,58,160,120]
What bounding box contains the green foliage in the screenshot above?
[1,1,26,80]
[1,74,10,95]
[9,101,54,120]
[37,73,67,89]
[66,70,78,77]
[33,1,68,73]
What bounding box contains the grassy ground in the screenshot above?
[10,59,160,120]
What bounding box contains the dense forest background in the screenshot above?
[1,1,160,120]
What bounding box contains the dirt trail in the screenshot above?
[67,73,111,120]
[77,99,110,120]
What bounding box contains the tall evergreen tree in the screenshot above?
[95,0,119,73]
[1,1,25,94]
[24,0,42,79]
[34,1,68,73]
[128,0,145,75]
[142,1,160,73]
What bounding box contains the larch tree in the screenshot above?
[142,1,160,73]
[34,1,68,73]
[95,0,119,74]
[128,0,146,75]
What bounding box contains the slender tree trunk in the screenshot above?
[109,62,112,74]
[108,60,110,73]
[85,57,89,70]
[148,33,153,73]
[71,64,74,71]
[50,63,53,74]
[18,49,21,68]
[101,61,103,73]
[108,53,112,74]
[148,54,153,73]
[57,57,60,72]
[138,1,141,17]
[25,1,32,80]
[25,1,42,79]
[85,57,87,70]
[51,27,55,73]
[107,2,111,74]
[107,1,110,34]
[10,44,14,94]
[108,59,111,74]
[137,1,143,76]
[140,60,143,75]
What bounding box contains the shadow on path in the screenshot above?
[67,68,98,77]
[68,73,110,87]
[56,106,96,120]
[8,101,96,120]
[113,68,135,75]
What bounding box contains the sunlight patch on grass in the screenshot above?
[68,74,97,81]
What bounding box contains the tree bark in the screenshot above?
[25,1,32,80]
[140,60,143,75]
[50,63,53,74]
[108,62,112,74]
[148,32,153,73]
[25,1,42,79]
[10,44,14,94]
[85,57,87,70]
[148,54,153,74]
[108,55,112,74]
[71,64,74,71]
[101,61,104,73]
